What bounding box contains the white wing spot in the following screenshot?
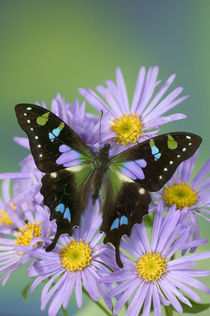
[169,161,173,165]
[35,136,39,140]
[186,136,191,139]
[138,188,145,195]
[30,128,34,131]
[182,148,186,152]
[164,168,168,172]
[177,154,181,158]
[27,119,31,124]
[51,172,57,178]
[188,143,192,146]
[39,154,43,158]
[159,175,163,179]
[27,107,32,110]
[24,113,27,116]
[37,144,41,148]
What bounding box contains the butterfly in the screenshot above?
[15,104,202,267]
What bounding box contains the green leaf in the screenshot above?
[61,306,68,316]
[21,279,34,301]
[164,299,210,315]
[182,300,210,314]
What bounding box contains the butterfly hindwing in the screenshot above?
[15,104,95,173]
[41,164,94,251]
[111,132,202,191]
[101,167,151,267]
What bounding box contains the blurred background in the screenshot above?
[0,0,209,315]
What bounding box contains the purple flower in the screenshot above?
[103,203,210,316]
[0,154,43,217]
[0,204,52,285]
[153,151,210,250]
[79,67,188,152]
[28,200,114,316]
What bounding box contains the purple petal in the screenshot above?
[191,159,210,188]
[142,73,176,117]
[82,268,100,301]
[126,281,148,316]
[159,278,183,313]
[152,283,162,316]
[151,202,163,251]
[131,67,146,113]
[116,67,129,113]
[63,273,76,309]
[75,271,83,308]
[113,278,140,315]
[13,136,30,149]
[168,251,210,267]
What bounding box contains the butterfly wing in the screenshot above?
[15,104,95,172]
[101,168,151,267]
[15,104,95,249]
[111,132,202,191]
[101,132,202,267]
[41,164,94,251]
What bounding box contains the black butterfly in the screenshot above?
[15,104,202,267]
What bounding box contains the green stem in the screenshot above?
[164,305,173,316]
[82,287,113,316]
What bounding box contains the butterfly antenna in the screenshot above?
[99,110,103,147]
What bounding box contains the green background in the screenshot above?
[0,0,209,315]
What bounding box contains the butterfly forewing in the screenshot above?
[111,132,202,191]
[15,104,95,251]
[15,104,95,173]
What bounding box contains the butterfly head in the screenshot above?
[101,143,111,151]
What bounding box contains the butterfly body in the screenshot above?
[91,143,111,202]
[15,104,202,267]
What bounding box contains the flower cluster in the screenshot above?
[0,67,209,316]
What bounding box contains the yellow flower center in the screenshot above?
[111,113,143,144]
[59,239,92,271]
[136,251,166,282]
[15,221,41,246]
[0,209,13,226]
[164,181,198,209]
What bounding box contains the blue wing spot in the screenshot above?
[64,207,71,221]
[151,145,159,155]
[120,216,128,226]
[151,146,161,161]
[52,127,61,137]
[56,203,65,213]
[110,218,119,230]
[49,132,55,142]
[154,152,161,160]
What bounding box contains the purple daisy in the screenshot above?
[153,150,210,249]
[0,203,52,285]
[27,199,114,316]
[0,154,43,217]
[103,203,210,316]
[79,66,188,151]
